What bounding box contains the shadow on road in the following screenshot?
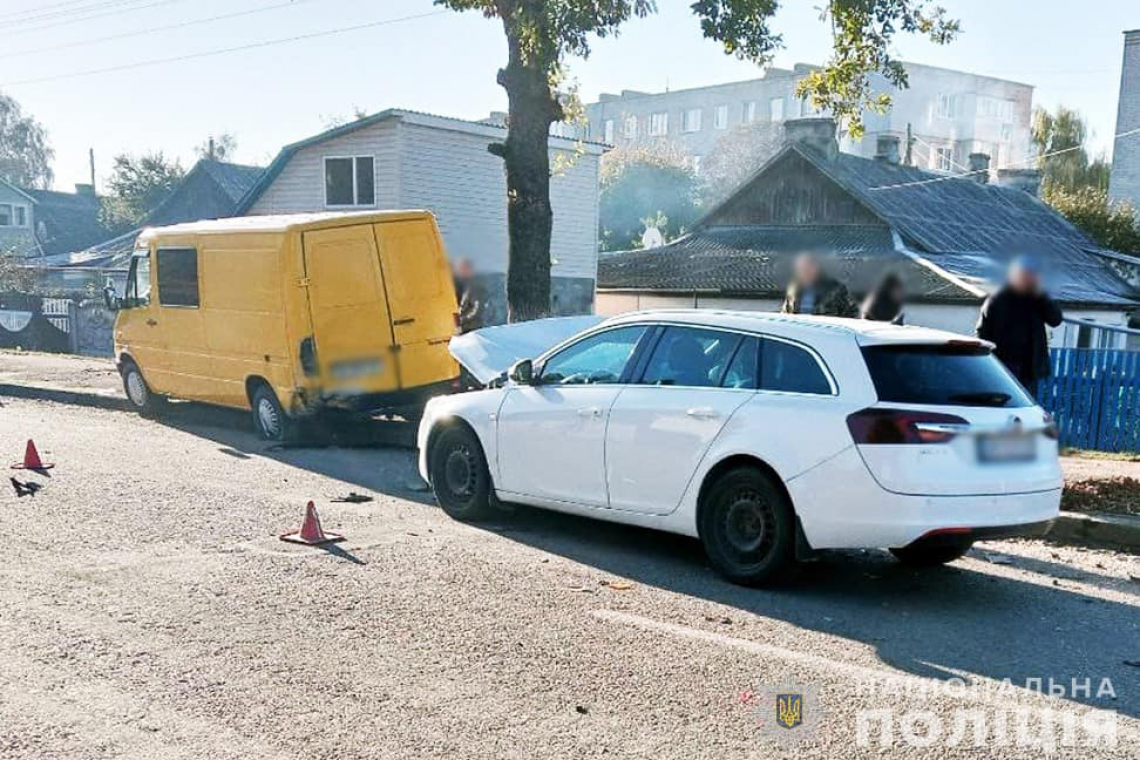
[146,398,1137,718]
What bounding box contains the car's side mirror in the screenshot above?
[508,358,534,385]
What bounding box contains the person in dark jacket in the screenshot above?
[861,272,906,324]
[976,256,1063,395]
[780,253,858,318]
[452,258,487,334]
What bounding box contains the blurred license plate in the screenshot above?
[977,435,1036,463]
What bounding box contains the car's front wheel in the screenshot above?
[890,541,973,566]
[699,466,796,586]
[429,424,493,521]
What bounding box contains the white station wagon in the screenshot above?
[418,310,1062,585]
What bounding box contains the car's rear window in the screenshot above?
[862,344,1035,407]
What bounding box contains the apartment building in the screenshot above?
[585,62,1034,175]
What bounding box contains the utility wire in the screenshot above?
[0,0,152,28]
[1,0,190,33]
[869,126,1140,192]
[0,0,107,22]
[0,0,323,60]
[2,9,450,87]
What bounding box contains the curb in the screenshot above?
[0,383,130,412]
[1047,511,1140,551]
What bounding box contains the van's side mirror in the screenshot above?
[508,359,534,385]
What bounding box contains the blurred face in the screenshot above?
[1008,263,1039,294]
[456,259,475,281]
[794,255,821,286]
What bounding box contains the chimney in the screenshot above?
[783,117,838,160]
[74,183,95,197]
[995,168,1042,197]
[875,135,901,165]
[967,152,991,183]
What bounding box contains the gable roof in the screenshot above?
[0,177,38,204]
[603,141,1138,307]
[145,159,264,227]
[234,108,608,214]
[23,187,110,256]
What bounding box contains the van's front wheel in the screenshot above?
[120,360,164,415]
[250,385,293,442]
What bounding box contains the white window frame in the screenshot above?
[935,93,959,120]
[649,112,669,136]
[682,108,702,133]
[746,101,758,123]
[15,205,26,227]
[324,155,376,208]
[603,119,615,144]
[714,104,729,130]
[623,115,638,139]
[692,155,702,176]
[770,97,785,122]
[934,147,954,172]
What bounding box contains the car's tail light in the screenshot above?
[1043,412,1059,440]
[847,408,969,445]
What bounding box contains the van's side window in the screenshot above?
[157,248,199,307]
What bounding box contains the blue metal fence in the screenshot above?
[1038,348,1140,452]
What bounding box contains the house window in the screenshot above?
[934,147,954,172]
[977,96,1015,122]
[682,108,702,133]
[0,204,11,227]
[15,206,26,226]
[648,112,669,136]
[603,119,615,144]
[324,156,376,207]
[156,248,200,308]
[714,104,729,129]
[745,101,758,123]
[623,115,638,139]
[935,93,959,120]
[770,97,785,122]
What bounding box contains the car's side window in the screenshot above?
[722,336,759,389]
[539,326,647,385]
[641,327,742,388]
[759,338,832,395]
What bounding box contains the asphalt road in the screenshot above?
[0,395,1137,759]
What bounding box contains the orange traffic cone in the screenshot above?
[279,501,344,545]
[11,439,53,471]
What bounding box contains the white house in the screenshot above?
[236,109,607,323]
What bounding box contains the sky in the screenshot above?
[0,0,1135,191]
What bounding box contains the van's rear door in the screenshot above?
[301,225,400,395]
[373,219,458,389]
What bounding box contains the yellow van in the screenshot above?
[107,211,459,440]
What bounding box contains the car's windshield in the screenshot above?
[862,344,1035,407]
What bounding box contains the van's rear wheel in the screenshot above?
[699,466,796,586]
[120,360,164,415]
[250,385,292,442]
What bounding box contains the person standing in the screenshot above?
[780,253,858,318]
[452,258,487,334]
[976,256,1063,395]
[861,272,906,324]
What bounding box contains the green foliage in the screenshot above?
[0,90,54,190]
[1032,106,1110,192]
[99,152,186,234]
[0,250,39,292]
[795,1,959,137]
[194,133,238,162]
[599,144,700,251]
[1042,185,1140,254]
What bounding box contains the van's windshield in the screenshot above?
[862,344,1035,408]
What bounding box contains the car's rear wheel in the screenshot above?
[890,541,973,566]
[120,359,164,415]
[429,424,492,521]
[250,384,293,442]
[699,466,796,586]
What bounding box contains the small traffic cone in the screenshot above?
[279,501,343,545]
[11,439,53,471]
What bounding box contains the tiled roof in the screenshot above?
[23,188,110,256]
[597,225,978,301]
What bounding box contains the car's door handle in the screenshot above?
[146,319,158,327]
[577,406,603,418]
[686,407,720,419]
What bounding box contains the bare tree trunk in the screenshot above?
[490,27,561,322]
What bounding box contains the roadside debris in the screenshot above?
[279,501,345,546]
[985,554,1014,565]
[11,439,53,471]
[332,492,374,503]
[9,477,42,498]
[599,579,634,591]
